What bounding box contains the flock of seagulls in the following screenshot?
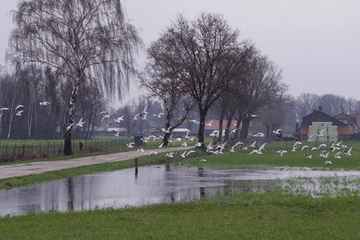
[127,125,353,167]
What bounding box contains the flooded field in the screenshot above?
[1,164,360,217]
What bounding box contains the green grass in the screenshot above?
[1,190,360,239]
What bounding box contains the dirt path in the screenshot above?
[0,146,194,180]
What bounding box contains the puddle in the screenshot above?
[1,164,360,217]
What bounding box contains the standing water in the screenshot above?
[1,164,360,217]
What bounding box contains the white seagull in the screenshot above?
[206,120,214,127]
[344,147,352,156]
[39,101,50,106]
[15,105,24,111]
[180,150,187,157]
[15,110,24,116]
[273,129,282,138]
[76,117,85,127]
[114,115,124,122]
[126,142,135,148]
[102,114,111,122]
[318,129,326,137]
[307,135,313,142]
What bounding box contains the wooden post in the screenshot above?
[135,158,138,176]
[23,144,25,156]
[47,142,50,155]
[14,144,17,155]
[39,142,41,153]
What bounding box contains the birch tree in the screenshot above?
[8,0,142,155]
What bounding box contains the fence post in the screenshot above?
[6,145,7,155]
[14,144,17,155]
[135,158,138,176]
[39,142,41,153]
[47,142,50,155]
[23,144,25,156]
[54,142,56,153]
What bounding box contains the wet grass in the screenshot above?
[1,190,360,239]
[183,146,360,170]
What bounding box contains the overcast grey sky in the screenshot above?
[1,0,359,101]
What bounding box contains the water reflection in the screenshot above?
[1,164,360,217]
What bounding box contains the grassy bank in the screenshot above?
[0,147,204,190]
[1,190,360,239]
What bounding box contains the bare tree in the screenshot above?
[9,0,142,155]
[140,68,194,145]
[238,54,287,139]
[146,13,254,145]
[295,93,320,122]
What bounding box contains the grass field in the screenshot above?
[1,139,360,239]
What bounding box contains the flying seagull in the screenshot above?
[206,120,214,127]
[273,129,282,138]
[76,117,85,127]
[15,105,24,111]
[15,110,24,116]
[39,101,50,106]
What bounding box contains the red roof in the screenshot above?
[205,120,240,130]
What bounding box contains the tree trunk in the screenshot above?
[234,118,242,138]
[240,118,250,139]
[63,80,80,156]
[224,107,236,142]
[197,108,207,145]
[218,115,224,143]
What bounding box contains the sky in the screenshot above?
[0,0,359,103]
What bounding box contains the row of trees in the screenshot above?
[141,13,289,145]
[294,93,360,122]
[0,65,107,140]
[4,0,355,153]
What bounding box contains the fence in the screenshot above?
[0,138,134,157]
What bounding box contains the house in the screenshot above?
[204,120,239,137]
[301,107,353,141]
[248,117,267,137]
[333,109,359,133]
